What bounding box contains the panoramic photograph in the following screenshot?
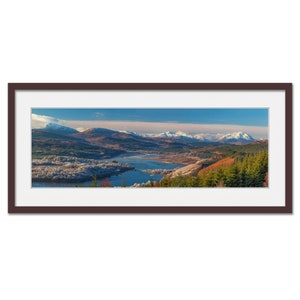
[32,108,268,188]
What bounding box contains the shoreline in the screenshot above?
[32,156,134,184]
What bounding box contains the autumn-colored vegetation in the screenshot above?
[197,157,235,175]
[86,141,268,188]
[148,150,268,188]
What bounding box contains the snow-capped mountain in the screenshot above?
[119,130,139,136]
[145,130,256,144]
[159,131,194,139]
[44,123,78,134]
[217,132,255,143]
[192,133,223,142]
[41,124,257,144]
[145,131,196,140]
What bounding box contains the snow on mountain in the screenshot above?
[144,130,256,144]
[158,131,177,138]
[192,134,207,141]
[146,131,195,139]
[43,125,257,144]
[119,130,138,136]
[217,132,255,143]
[44,123,78,134]
[175,131,194,138]
[193,133,221,141]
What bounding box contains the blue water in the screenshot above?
[32,153,182,188]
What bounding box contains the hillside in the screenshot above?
[32,124,268,187]
[198,157,235,175]
[142,143,268,188]
[32,129,124,159]
[73,128,160,150]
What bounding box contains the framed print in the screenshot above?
[8,83,293,213]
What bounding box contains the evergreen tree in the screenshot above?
[90,174,98,187]
[121,177,127,187]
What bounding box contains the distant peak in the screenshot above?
[119,130,138,135]
[217,131,255,143]
[82,128,116,134]
[44,123,78,134]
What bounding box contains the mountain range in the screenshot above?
[38,123,258,143]
[143,130,255,143]
[32,123,261,160]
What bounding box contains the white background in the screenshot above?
[0,1,298,300]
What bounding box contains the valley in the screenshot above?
[32,123,268,187]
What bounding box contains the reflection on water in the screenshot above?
[32,153,182,188]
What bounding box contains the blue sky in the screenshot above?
[32,108,268,126]
[32,108,268,138]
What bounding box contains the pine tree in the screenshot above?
[121,177,127,187]
[90,174,98,187]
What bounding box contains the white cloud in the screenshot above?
[31,114,64,128]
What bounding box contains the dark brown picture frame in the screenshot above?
[8,83,293,213]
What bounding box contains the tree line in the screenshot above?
[157,150,268,188]
[88,149,268,188]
